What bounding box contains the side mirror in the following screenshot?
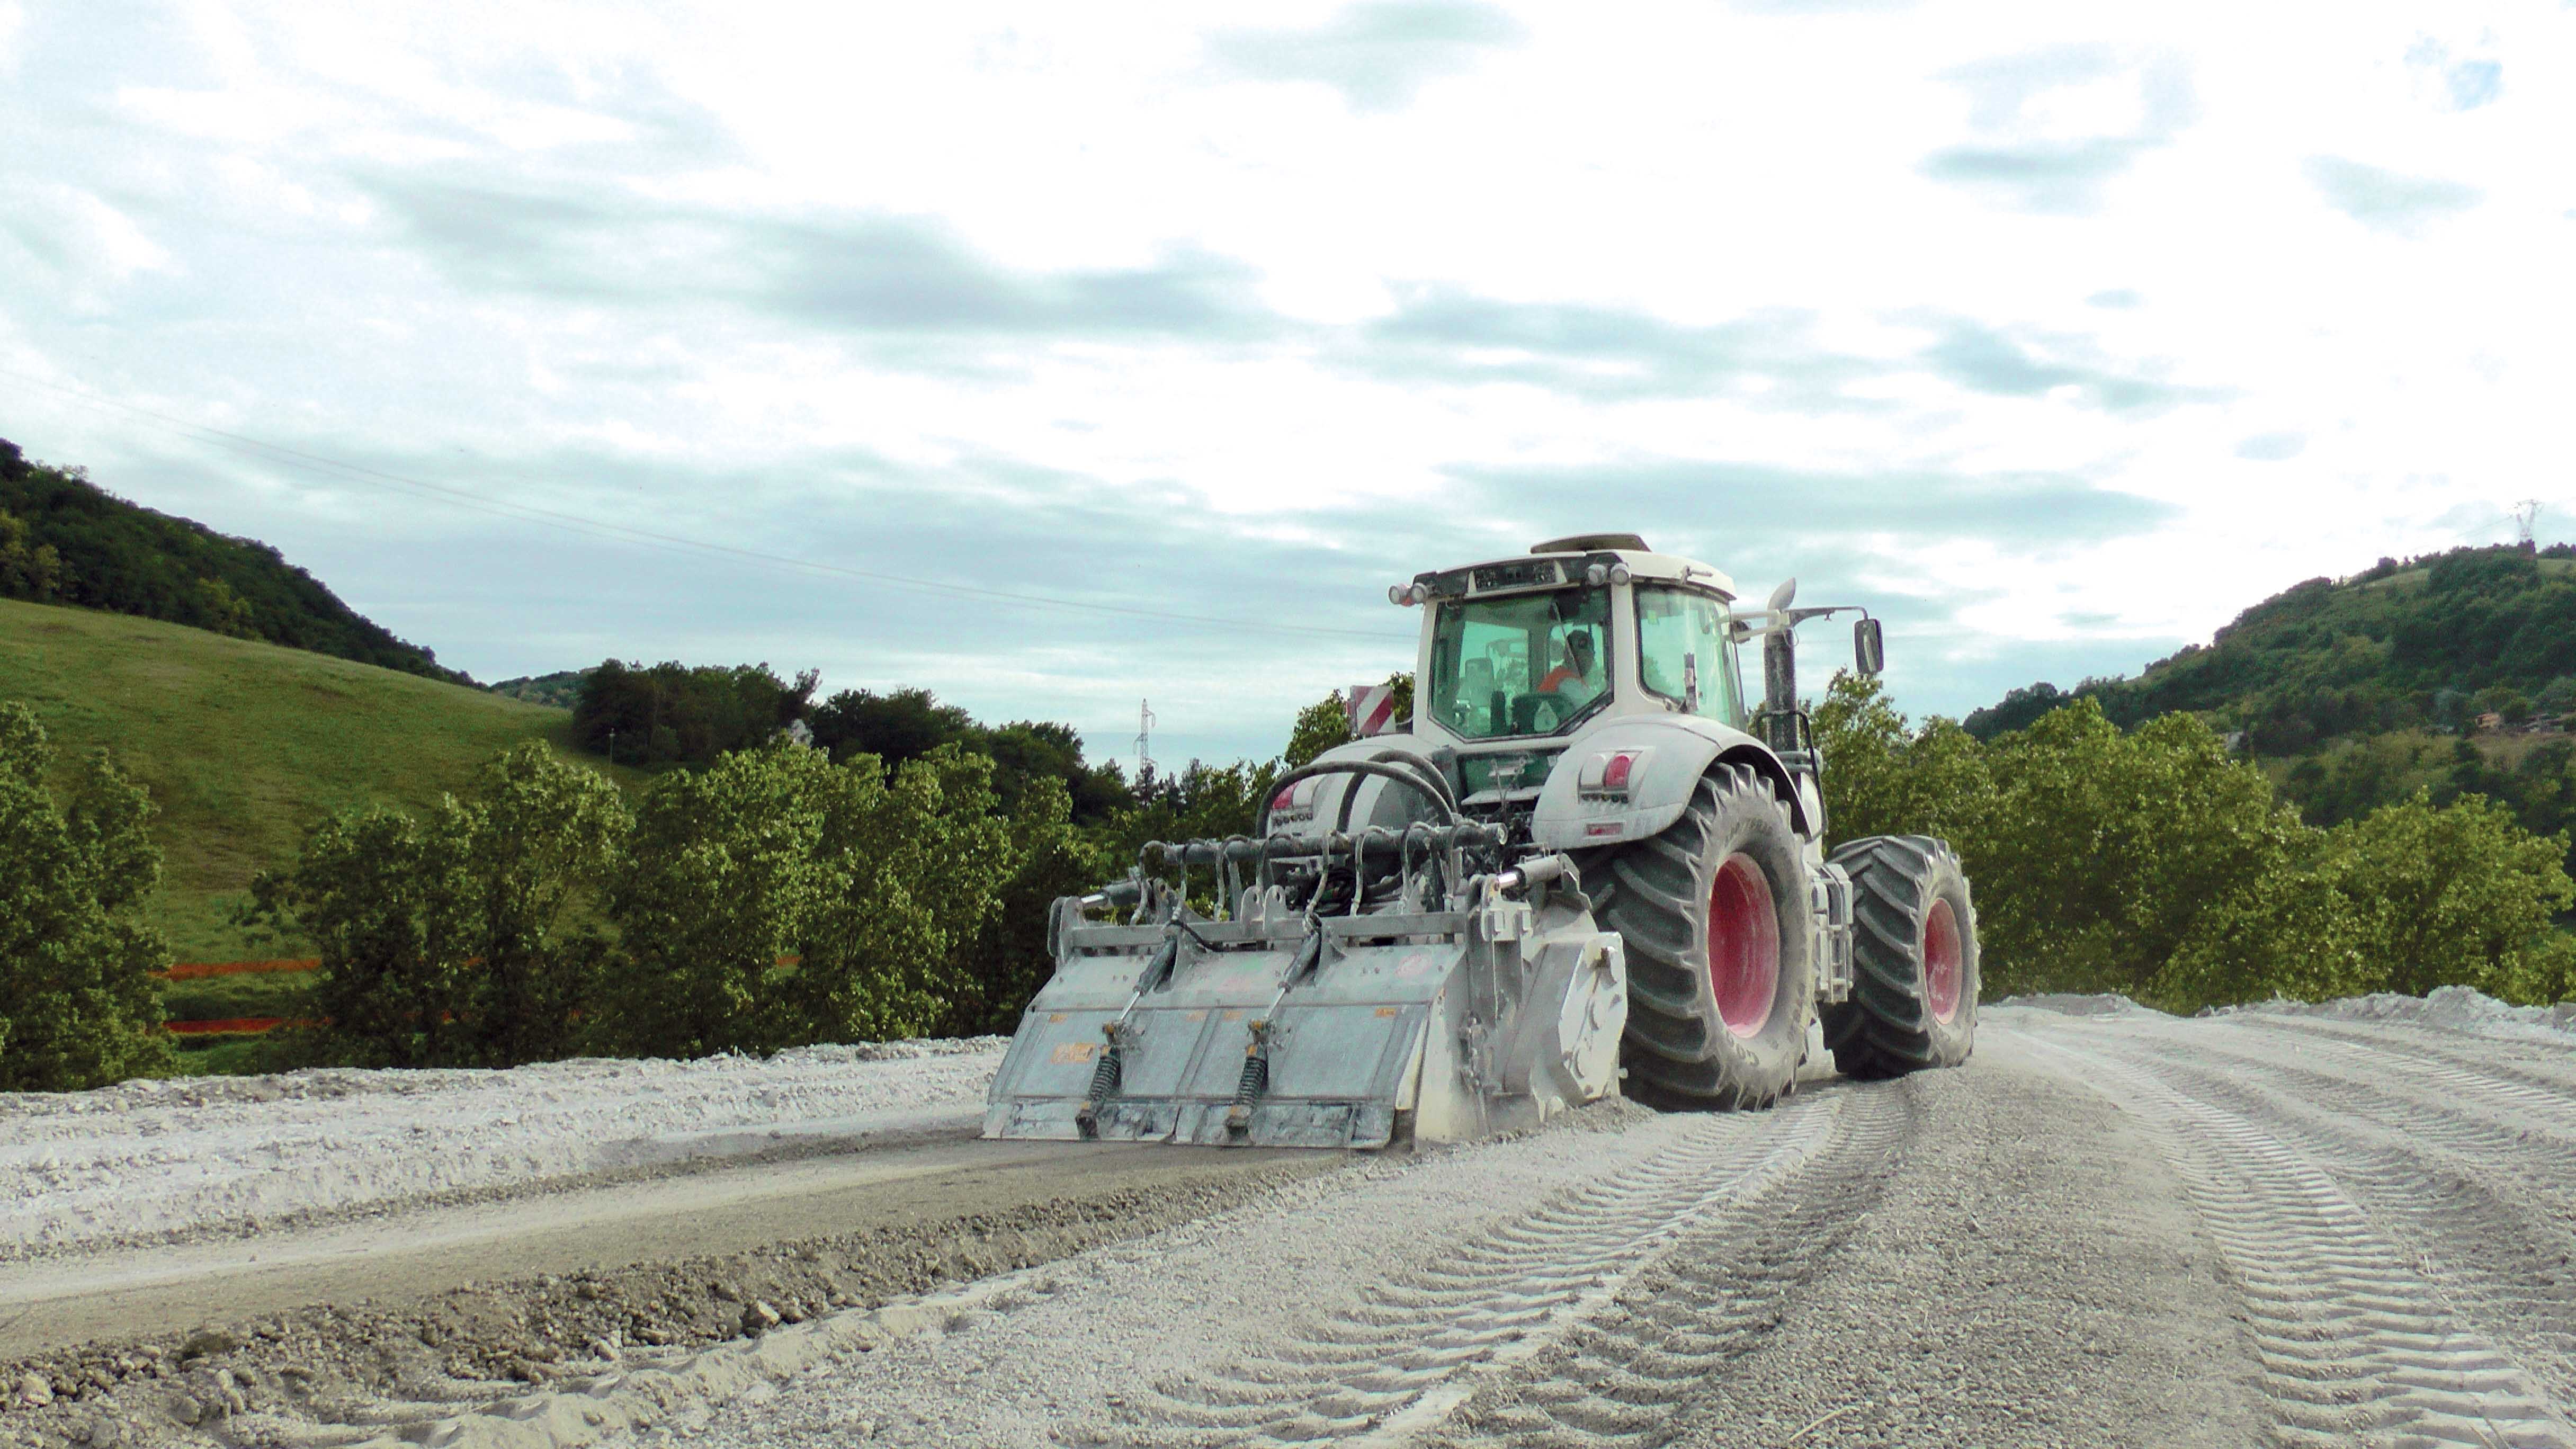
[1854,618,1885,676]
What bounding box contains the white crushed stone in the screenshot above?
[1989,992,2168,1019]
[671,1105,1752,1449]
[2222,983,2576,1039]
[0,1038,1007,1256]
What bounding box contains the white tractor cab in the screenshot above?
[983,533,1975,1149]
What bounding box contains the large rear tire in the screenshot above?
[1822,835,1979,1079]
[1595,765,1815,1111]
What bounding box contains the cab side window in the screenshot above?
[1634,586,1742,724]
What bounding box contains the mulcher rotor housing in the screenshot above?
[985,533,1979,1149]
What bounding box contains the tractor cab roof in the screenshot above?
[1416,534,1736,602]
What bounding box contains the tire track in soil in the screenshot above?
[2220,1015,2576,1136]
[1075,1090,1865,1447]
[2029,1031,2576,1448]
[2112,1022,2574,1189]
[1416,1086,1913,1449]
[2068,1025,2576,1413]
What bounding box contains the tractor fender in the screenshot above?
[1530,717,1815,851]
[1275,737,1452,837]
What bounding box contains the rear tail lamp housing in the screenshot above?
[1577,748,1650,799]
[1268,776,1322,824]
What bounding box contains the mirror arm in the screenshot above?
[1724,603,1867,637]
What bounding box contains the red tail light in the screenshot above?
[1602,752,1636,790]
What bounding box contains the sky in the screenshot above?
[3,0,2570,768]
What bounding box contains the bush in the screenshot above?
[0,701,175,1089]
[779,747,1014,1045]
[1974,704,2307,1000]
[598,743,1015,1056]
[1814,673,2576,1012]
[245,743,626,1068]
[2321,792,2576,1002]
[945,775,1106,1036]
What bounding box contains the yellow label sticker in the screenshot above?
[1187,1010,1208,1021]
[1223,1010,1245,1022]
[1049,1041,1101,1065]
[1046,1013,1067,1024]
[1374,1006,1401,1017]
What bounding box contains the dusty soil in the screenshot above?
[11,1001,2576,1448]
[0,1138,1344,1449]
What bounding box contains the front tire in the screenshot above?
[1821,835,1979,1079]
[1596,765,1815,1111]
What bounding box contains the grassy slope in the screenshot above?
[0,596,632,960]
[1967,546,2576,744]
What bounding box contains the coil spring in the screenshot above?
[1086,1044,1123,1103]
[1231,1048,1269,1108]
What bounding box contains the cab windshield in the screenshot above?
[1427,587,1614,740]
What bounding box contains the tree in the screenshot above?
[0,702,175,1089]
[982,719,1129,824]
[454,744,629,1065]
[2320,791,2576,1004]
[1102,757,1282,868]
[247,805,479,1068]
[946,775,1107,1036]
[1970,703,2309,1001]
[0,509,63,600]
[574,660,818,768]
[600,742,1018,1056]
[1961,681,2070,740]
[781,747,1015,1045]
[1284,695,1350,770]
[1819,671,2576,1013]
[246,743,628,1068]
[1811,672,1991,847]
[806,686,977,767]
[600,744,840,1057]
[0,438,464,682]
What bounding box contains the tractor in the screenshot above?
[984,533,1977,1148]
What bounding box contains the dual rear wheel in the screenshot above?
[1822,835,1979,1078]
[1594,768,1976,1111]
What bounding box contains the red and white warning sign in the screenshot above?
[1346,683,1398,737]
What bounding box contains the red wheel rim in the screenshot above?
[1707,853,1779,1037]
[1924,897,1963,1024]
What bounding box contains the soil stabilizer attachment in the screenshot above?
[983,823,1630,1150]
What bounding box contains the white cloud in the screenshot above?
[1,0,2571,758]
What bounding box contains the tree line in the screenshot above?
[1960,546,2576,887]
[10,663,2574,1091]
[1963,544,2576,753]
[0,439,466,683]
[1822,674,2576,1013]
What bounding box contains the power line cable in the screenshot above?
[0,365,1417,643]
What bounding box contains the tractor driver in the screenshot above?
[1536,630,1603,705]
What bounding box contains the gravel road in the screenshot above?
[8,991,2576,1449]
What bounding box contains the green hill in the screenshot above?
[0,596,632,960]
[488,669,587,709]
[1964,542,2576,860]
[1,437,467,684]
[1967,544,2576,748]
